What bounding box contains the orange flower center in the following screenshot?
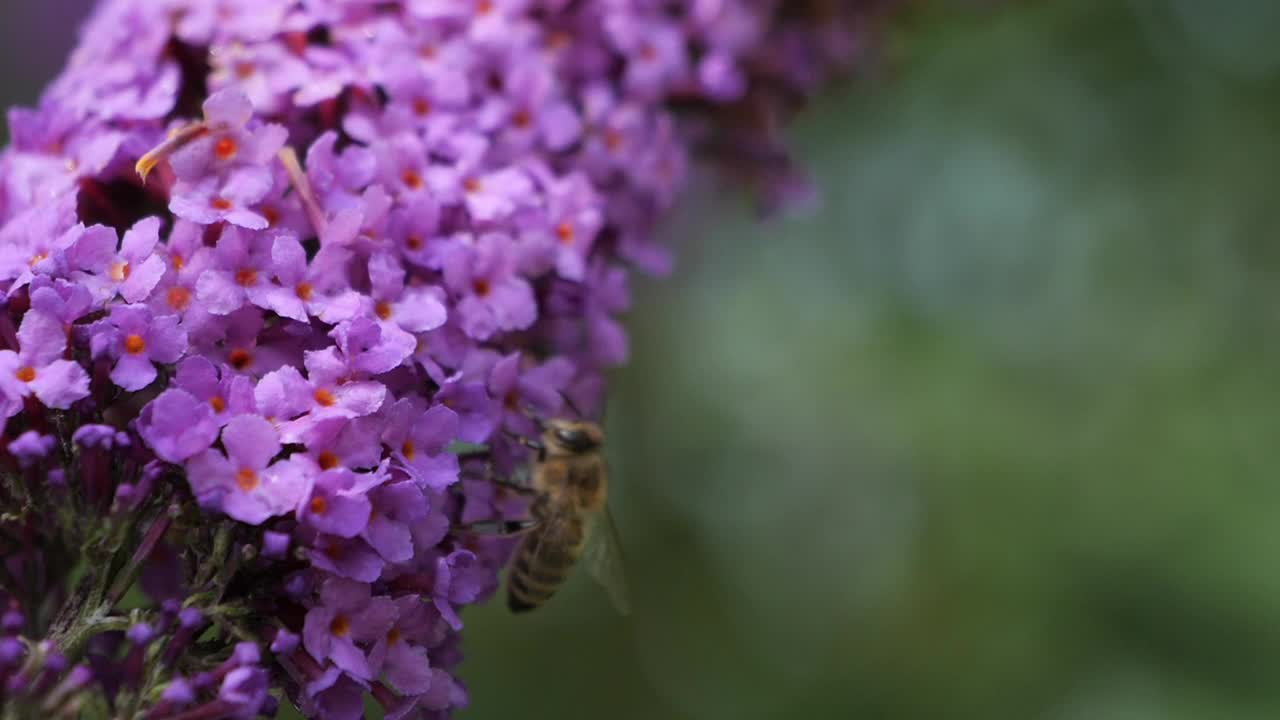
[412,98,432,117]
[263,206,281,227]
[235,268,258,287]
[214,137,239,161]
[171,253,185,271]
[401,170,424,190]
[387,628,402,645]
[374,301,393,321]
[309,495,328,515]
[405,234,424,251]
[472,279,491,297]
[329,614,350,637]
[462,177,482,194]
[210,395,227,413]
[318,451,340,470]
[228,348,253,371]
[236,468,259,491]
[211,197,233,211]
[110,260,131,282]
[167,286,192,311]
[401,441,416,460]
[15,367,36,383]
[124,334,146,355]
[512,109,532,129]
[295,282,314,301]
[555,221,575,245]
[477,0,494,14]
[313,388,337,407]
[235,62,257,79]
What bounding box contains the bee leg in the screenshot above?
[454,519,539,537]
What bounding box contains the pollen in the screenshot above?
[228,348,254,371]
[211,197,234,211]
[318,451,340,470]
[401,441,416,460]
[29,251,48,267]
[386,628,401,645]
[15,366,36,383]
[236,468,259,492]
[412,98,432,117]
[214,137,239,161]
[405,234,424,251]
[166,286,192,311]
[462,177,482,194]
[329,614,350,637]
[124,334,147,355]
[375,301,393,320]
[472,278,491,297]
[295,282,314,301]
[263,206,281,227]
[171,253,185,270]
[210,395,227,413]
[309,495,329,515]
[313,388,337,407]
[235,268,258,287]
[110,260,131,282]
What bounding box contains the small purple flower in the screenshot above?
[69,217,167,305]
[375,596,439,695]
[193,226,274,314]
[137,389,220,463]
[330,316,416,377]
[186,415,308,525]
[487,352,574,436]
[219,665,270,719]
[442,234,536,341]
[8,431,55,468]
[297,466,375,539]
[0,310,90,416]
[309,535,385,583]
[90,304,188,391]
[302,578,397,681]
[382,399,460,491]
[363,481,430,564]
[173,356,255,427]
[431,550,492,632]
[170,169,275,230]
[169,91,287,183]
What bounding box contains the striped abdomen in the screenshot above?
[507,513,586,613]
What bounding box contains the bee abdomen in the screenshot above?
[507,541,582,613]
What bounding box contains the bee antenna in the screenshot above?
[501,428,544,452]
[559,391,586,420]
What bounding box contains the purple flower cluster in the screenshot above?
[0,1,892,717]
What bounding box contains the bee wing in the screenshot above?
[584,505,632,616]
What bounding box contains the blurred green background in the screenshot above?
[9,1,1280,718]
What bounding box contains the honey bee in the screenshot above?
[507,418,630,614]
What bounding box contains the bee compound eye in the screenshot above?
[554,427,592,451]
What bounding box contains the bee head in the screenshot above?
[543,419,604,455]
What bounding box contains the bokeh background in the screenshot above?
[8,1,1280,717]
